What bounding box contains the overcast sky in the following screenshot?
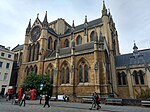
[0,0,150,54]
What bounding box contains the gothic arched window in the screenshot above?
[84,64,88,82]
[51,69,54,84]
[90,31,97,42]
[61,68,65,84]
[133,71,139,84]
[117,72,127,85]
[122,72,127,85]
[32,45,35,61]
[66,67,69,83]
[76,35,82,45]
[78,59,89,83]
[139,70,144,85]
[36,43,40,60]
[28,46,31,62]
[117,72,121,85]
[54,40,57,50]
[64,39,69,47]
[79,65,83,82]
[48,37,52,49]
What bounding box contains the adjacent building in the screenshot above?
[0,45,14,95]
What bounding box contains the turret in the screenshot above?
[133,42,138,55]
[71,20,75,32]
[102,0,107,17]
[25,19,31,36]
[42,11,48,29]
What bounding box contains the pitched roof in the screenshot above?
[47,28,58,36]
[115,49,150,67]
[61,18,102,37]
[12,44,23,52]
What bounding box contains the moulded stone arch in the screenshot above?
[76,35,82,45]
[60,60,70,69]
[60,60,70,84]
[35,42,40,60]
[77,57,90,68]
[34,64,38,74]
[64,39,69,47]
[28,44,32,62]
[46,63,54,71]
[90,30,97,42]
[48,36,53,49]
[77,57,90,83]
[54,39,57,50]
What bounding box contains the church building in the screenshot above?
[14,1,119,97]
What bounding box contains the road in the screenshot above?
[0,98,150,112]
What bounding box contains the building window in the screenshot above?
[61,62,70,84]
[78,60,89,83]
[76,35,82,45]
[84,65,88,82]
[90,31,97,42]
[133,70,145,85]
[0,62,3,68]
[66,67,69,83]
[8,54,11,58]
[54,40,57,50]
[61,68,65,84]
[79,65,83,82]
[133,71,139,85]
[139,70,144,84]
[51,69,54,84]
[64,39,69,47]
[6,63,10,69]
[4,73,8,80]
[117,72,127,85]
[1,52,5,56]
[48,37,52,49]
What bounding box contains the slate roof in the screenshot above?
[115,49,150,67]
[74,18,102,32]
[60,18,102,37]
[48,28,58,36]
[12,44,23,52]
[47,42,94,58]
[75,42,94,52]
[59,47,71,56]
[47,50,56,58]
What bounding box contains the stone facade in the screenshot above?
[13,2,119,98]
[0,45,15,95]
[115,44,150,98]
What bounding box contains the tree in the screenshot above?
[21,72,52,95]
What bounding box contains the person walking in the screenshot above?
[95,92,101,110]
[43,93,50,108]
[39,94,42,104]
[89,92,97,110]
[19,92,26,107]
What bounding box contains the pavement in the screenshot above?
[0,97,150,112]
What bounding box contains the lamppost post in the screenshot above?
[39,48,44,103]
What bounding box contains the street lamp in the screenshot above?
[39,48,45,103]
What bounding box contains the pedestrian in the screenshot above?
[95,92,101,110]
[89,92,96,110]
[39,94,42,104]
[63,93,66,102]
[19,92,26,107]
[5,92,9,101]
[43,93,50,108]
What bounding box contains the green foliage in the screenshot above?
[21,72,52,95]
